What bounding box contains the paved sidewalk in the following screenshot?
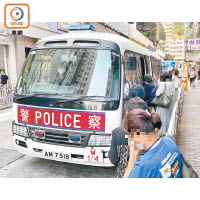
[0,103,12,110]
[176,83,200,176]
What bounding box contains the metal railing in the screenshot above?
[0,84,14,104]
[166,83,185,141]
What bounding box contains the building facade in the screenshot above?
[136,22,165,48]
[160,23,185,66]
[164,40,184,62]
[163,22,174,40]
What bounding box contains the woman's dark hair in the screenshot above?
[124,108,161,133]
[174,69,179,76]
[160,69,179,82]
[144,74,153,83]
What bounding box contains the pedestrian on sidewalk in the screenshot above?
[174,69,180,101]
[190,68,195,88]
[198,69,200,84]
[0,71,9,104]
[1,70,9,86]
[155,71,176,134]
[123,108,182,178]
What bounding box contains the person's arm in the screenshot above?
[108,131,118,165]
[156,82,164,96]
[109,128,127,165]
[153,74,159,86]
[144,85,150,101]
[124,141,140,178]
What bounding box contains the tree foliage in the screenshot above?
[174,22,185,40]
[164,54,174,61]
[141,31,151,39]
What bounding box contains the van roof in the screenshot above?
[39,32,152,56]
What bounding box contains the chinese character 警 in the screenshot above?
[20,109,29,122]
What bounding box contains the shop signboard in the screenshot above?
[185,51,200,62]
[184,38,200,51]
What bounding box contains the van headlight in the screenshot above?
[88,134,111,146]
[12,122,29,138]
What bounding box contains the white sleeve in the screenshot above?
[156,82,165,96]
[124,83,129,97]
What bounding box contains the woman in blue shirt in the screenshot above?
[123,109,182,178]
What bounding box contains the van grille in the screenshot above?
[31,130,90,147]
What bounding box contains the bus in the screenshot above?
[12,25,161,166]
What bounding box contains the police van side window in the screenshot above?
[123,50,142,97]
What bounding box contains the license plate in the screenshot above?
[44,151,71,161]
[84,149,103,163]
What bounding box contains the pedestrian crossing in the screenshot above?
[0,111,14,122]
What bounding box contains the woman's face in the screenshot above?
[126,131,145,143]
[126,131,155,145]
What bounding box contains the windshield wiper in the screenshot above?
[57,96,117,104]
[15,93,51,100]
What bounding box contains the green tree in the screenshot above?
[197,22,200,38]
[164,54,174,61]
[174,22,185,40]
[141,31,151,39]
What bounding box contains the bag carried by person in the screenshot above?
[152,83,172,108]
[181,154,199,178]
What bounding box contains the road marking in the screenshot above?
[0,111,14,122]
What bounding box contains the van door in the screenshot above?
[145,56,152,75]
[140,56,146,80]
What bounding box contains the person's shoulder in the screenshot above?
[112,127,127,145]
[160,137,178,149]
[112,127,125,135]
[135,84,144,90]
[161,136,174,143]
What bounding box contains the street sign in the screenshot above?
[162,61,176,67]
[161,61,176,74]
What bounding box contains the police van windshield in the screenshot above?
[16,48,121,100]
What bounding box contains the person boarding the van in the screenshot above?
[143,74,157,107]
[109,97,149,178]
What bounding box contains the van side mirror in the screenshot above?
[127,57,137,71]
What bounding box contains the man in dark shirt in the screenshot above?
[1,71,9,85]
